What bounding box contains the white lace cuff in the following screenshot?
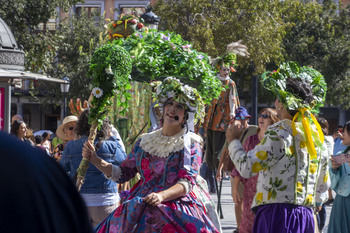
[177,178,192,194]
[105,164,122,182]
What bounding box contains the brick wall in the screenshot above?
[340,0,350,6]
[150,0,158,6]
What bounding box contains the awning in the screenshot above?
[0,68,68,84]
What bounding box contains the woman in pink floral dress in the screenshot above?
[231,108,279,233]
[82,78,219,233]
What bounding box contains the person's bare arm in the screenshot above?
[83,141,187,206]
[144,183,186,206]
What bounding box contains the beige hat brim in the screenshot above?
[56,124,69,141]
[56,116,78,141]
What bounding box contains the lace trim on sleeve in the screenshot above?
[105,164,122,182]
[177,178,193,194]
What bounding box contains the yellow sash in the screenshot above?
[292,108,324,160]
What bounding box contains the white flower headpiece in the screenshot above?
[155,77,205,124]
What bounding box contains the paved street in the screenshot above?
[209,179,334,233]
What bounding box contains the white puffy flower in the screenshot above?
[105,65,113,75]
[181,85,194,100]
[156,85,162,95]
[167,91,175,98]
[92,87,103,98]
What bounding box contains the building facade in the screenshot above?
[12,0,155,133]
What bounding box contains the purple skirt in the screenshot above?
[252,203,314,233]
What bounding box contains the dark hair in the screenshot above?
[285,77,314,115]
[161,98,189,131]
[42,132,50,139]
[10,120,25,136]
[344,121,350,153]
[317,117,329,135]
[75,109,111,138]
[344,121,350,137]
[35,135,43,144]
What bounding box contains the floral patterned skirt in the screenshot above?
[95,195,219,233]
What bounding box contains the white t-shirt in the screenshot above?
[81,193,120,207]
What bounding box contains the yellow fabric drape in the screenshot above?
[292,108,324,160]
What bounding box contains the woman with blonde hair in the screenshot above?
[231,108,279,233]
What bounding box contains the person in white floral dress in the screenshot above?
[226,61,330,233]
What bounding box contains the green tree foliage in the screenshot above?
[155,0,285,73]
[154,0,286,104]
[154,0,350,108]
[0,0,80,46]
[281,1,350,108]
[28,12,104,103]
[0,0,104,105]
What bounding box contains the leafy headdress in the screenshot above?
[114,30,223,105]
[155,77,205,125]
[261,61,327,113]
[261,61,327,160]
[211,40,250,73]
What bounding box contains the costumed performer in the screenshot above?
[82,77,220,232]
[203,41,250,171]
[226,61,330,232]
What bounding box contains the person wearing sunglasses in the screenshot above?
[216,106,258,232]
[53,115,78,162]
[230,108,279,233]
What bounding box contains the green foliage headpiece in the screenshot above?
[216,53,237,72]
[113,30,223,106]
[155,77,205,124]
[211,40,250,73]
[261,61,327,113]
[88,44,132,125]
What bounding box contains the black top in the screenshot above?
[0,132,93,233]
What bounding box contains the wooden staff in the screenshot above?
[76,121,98,191]
[74,43,132,191]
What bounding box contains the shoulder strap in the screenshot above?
[240,129,249,144]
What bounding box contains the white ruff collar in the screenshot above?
[139,128,202,158]
[217,74,230,81]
